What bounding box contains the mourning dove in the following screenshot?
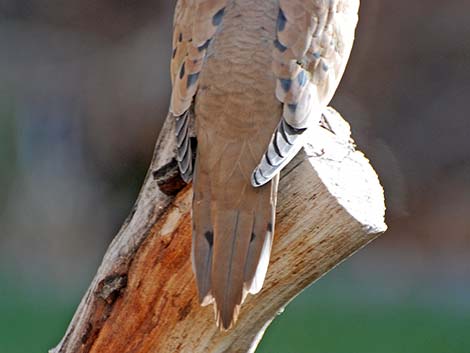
[169,0,359,329]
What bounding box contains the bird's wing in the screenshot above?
[251,0,360,186]
[170,0,227,182]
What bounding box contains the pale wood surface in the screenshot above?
[50,108,386,353]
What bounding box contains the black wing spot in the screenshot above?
[297,70,307,87]
[287,103,297,113]
[273,132,284,158]
[277,8,287,32]
[253,171,260,186]
[187,72,200,88]
[274,39,287,52]
[279,78,292,92]
[265,151,274,167]
[204,231,214,247]
[284,120,307,135]
[250,232,256,242]
[198,39,211,52]
[190,136,198,153]
[267,223,273,233]
[212,7,225,26]
[280,120,294,145]
[179,62,185,79]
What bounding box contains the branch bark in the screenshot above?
[50,108,386,353]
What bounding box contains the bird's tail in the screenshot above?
[192,158,278,330]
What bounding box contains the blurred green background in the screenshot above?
[1,1,470,352]
[2,261,470,353]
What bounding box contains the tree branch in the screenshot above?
[50,108,386,353]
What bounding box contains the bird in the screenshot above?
[168,0,359,330]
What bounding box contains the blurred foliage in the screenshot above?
[259,289,470,353]
[0,274,76,353]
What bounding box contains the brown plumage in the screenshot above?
[168,0,359,329]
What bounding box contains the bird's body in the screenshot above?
[169,0,359,329]
[193,0,280,329]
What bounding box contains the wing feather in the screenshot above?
[252,0,359,187]
[170,0,227,181]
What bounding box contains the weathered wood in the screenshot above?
[50,108,386,353]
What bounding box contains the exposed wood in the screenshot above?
[50,107,386,353]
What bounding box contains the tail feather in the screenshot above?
[212,207,254,329]
[243,174,278,294]
[192,161,278,330]
[191,163,214,305]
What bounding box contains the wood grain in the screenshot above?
[50,109,386,353]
